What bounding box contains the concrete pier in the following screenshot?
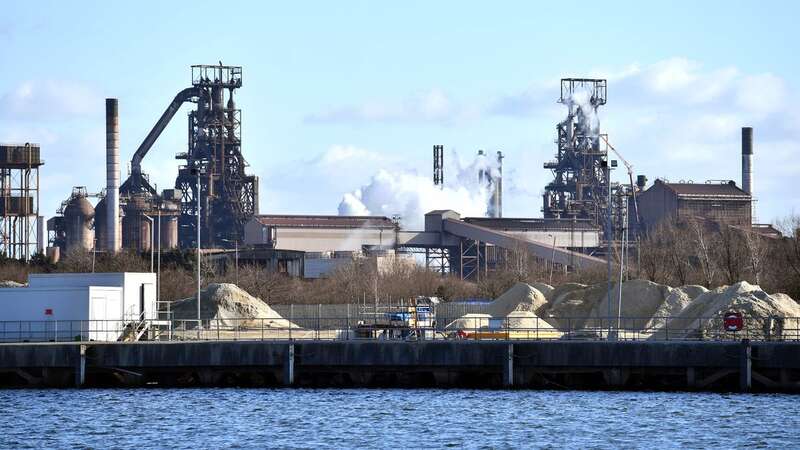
[1,340,799,391]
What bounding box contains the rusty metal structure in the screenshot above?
[542,79,612,229]
[0,143,43,260]
[118,64,258,249]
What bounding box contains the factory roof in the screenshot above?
[656,180,751,198]
[250,215,396,229]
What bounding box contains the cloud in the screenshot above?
[256,144,408,214]
[0,80,102,120]
[305,88,476,125]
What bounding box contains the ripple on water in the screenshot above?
[0,389,797,449]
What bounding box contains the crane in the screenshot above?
[599,135,641,232]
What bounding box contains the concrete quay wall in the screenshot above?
[1,340,798,392]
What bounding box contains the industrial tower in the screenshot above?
[118,64,259,249]
[174,65,258,247]
[542,79,611,231]
[0,143,42,260]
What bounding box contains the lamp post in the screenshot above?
[617,197,627,337]
[606,160,615,340]
[547,234,556,284]
[191,166,203,328]
[143,214,154,273]
[156,204,161,306]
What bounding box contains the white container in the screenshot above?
[0,286,123,341]
[28,272,156,320]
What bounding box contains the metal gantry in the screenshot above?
[0,144,42,260]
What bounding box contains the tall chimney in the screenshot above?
[106,98,121,253]
[495,151,503,218]
[741,127,753,195]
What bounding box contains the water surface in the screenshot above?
[1,388,794,448]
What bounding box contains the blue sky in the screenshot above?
[1,1,798,228]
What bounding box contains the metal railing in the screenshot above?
[1,314,798,343]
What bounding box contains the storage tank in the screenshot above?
[63,195,95,252]
[159,216,179,250]
[94,197,122,252]
[122,196,152,252]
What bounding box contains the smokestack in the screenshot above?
[495,151,503,218]
[741,127,753,196]
[106,98,121,253]
[433,145,444,189]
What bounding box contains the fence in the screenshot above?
[1,310,798,343]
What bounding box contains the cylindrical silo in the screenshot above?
[64,195,95,252]
[160,216,179,250]
[94,197,107,251]
[122,196,151,252]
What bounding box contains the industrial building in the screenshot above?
[636,126,756,232]
[241,211,604,280]
[637,180,752,230]
[244,215,398,252]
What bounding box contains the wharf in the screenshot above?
[1,340,799,392]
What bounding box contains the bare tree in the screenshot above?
[714,222,748,285]
[688,218,717,288]
[742,228,768,285]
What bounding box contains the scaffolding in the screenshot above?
[0,143,43,260]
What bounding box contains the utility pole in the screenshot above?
[606,161,614,340]
[193,167,202,328]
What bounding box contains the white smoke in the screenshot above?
[564,87,600,136]
[338,151,500,230]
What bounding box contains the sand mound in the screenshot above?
[445,313,492,330]
[529,282,554,299]
[485,282,548,317]
[503,310,556,331]
[645,285,708,330]
[651,282,800,340]
[171,283,297,329]
[0,280,25,288]
[587,280,673,331]
[546,283,607,329]
[548,283,586,303]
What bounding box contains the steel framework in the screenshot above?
[176,65,259,247]
[542,79,611,230]
[0,144,42,260]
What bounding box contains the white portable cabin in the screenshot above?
[0,286,123,341]
[27,272,157,320]
[0,272,157,342]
